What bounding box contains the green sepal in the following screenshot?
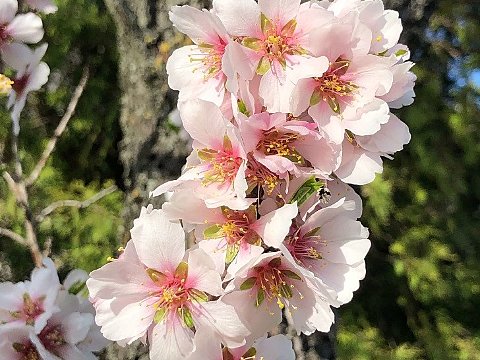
[175,262,189,279]
[242,37,263,51]
[154,307,168,324]
[237,100,250,116]
[395,49,408,57]
[240,277,257,291]
[225,243,240,264]
[256,57,271,76]
[181,307,195,329]
[326,95,341,114]
[203,224,224,239]
[281,19,297,37]
[190,289,209,302]
[282,269,302,281]
[310,89,322,106]
[146,268,167,284]
[280,283,293,299]
[255,289,266,307]
[243,348,257,358]
[261,13,274,34]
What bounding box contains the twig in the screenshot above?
[36,185,118,222]
[285,310,306,360]
[26,67,90,187]
[0,228,26,246]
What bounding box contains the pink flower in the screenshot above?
[3,43,50,135]
[0,325,55,360]
[167,5,231,106]
[290,17,395,144]
[223,252,334,340]
[0,0,44,58]
[213,0,331,113]
[0,258,60,334]
[280,198,371,305]
[335,113,411,185]
[87,207,249,359]
[187,332,295,360]
[327,0,403,54]
[151,100,253,210]
[162,191,298,278]
[24,0,58,14]
[238,112,341,178]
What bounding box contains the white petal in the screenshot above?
[0,0,17,24]
[213,0,261,37]
[7,13,44,43]
[252,203,298,248]
[130,208,185,273]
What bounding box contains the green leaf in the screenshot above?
[289,176,325,206]
[175,262,189,279]
[225,243,240,264]
[203,224,224,239]
[240,277,257,290]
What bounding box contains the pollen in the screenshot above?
[257,129,304,164]
[0,74,13,95]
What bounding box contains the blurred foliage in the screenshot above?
[0,0,479,359]
[338,1,480,359]
[0,0,123,278]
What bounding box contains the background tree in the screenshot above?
[0,0,478,359]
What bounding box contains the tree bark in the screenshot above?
[100,0,435,359]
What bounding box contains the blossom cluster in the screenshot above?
[0,0,56,134]
[87,0,415,359]
[0,258,110,359]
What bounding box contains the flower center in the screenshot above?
[146,263,208,328]
[12,342,41,360]
[198,137,243,187]
[286,231,323,267]
[245,154,279,195]
[38,324,66,353]
[12,75,29,96]
[240,257,303,310]
[257,129,304,165]
[190,42,226,80]
[0,25,12,45]
[11,293,45,326]
[0,74,13,95]
[311,60,358,114]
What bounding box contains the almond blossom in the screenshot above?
[162,190,298,278]
[187,332,295,360]
[87,207,249,360]
[167,5,232,106]
[3,43,50,135]
[238,111,341,179]
[151,99,252,210]
[213,0,332,113]
[0,0,44,58]
[223,252,334,340]
[0,258,60,334]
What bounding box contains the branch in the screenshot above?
[26,67,90,187]
[36,185,118,222]
[0,228,26,246]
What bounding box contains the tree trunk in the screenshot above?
[100,0,434,359]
